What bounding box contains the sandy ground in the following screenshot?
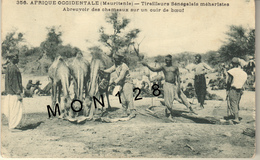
[1,87,255,158]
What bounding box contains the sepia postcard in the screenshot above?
[1,0,256,158]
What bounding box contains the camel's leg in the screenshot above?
[71,78,78,118]
[82,76,90,117]
[73,79,77,100]
[78,74,83,101]
[84,77,89,99]
[87,100,95,120]
[52,82,57,111]
[57,82,64,116]
[57,82,61,104]
[61,74,73,119]
[78,73,84,116]
[87,93,101,120]
[51,82,55,108]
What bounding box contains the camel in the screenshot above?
[48,56,72,118]
[69,52,90,117]
[87,52,114,119]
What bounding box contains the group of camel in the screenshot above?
[48,51,114,122]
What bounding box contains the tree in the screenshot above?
[56,45,78,58]
[247,29,255,57]
[40,26,63,60]
[204,51,221,66]
[88,46,103,55]
[218,25,255,62]
[1,31,24,58]
[98,12,141,59]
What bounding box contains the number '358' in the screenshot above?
[16,1,27,5]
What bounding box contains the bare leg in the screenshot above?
[106,91,112,110]
[178,91,197,114]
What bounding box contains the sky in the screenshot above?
[1,0,255,57]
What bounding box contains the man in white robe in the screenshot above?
[4,53,23,132]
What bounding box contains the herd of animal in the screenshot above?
[48,51,114,121]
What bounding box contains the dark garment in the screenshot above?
[5,63,23,95]
[24,83,34,97]
[227,88,242,119]
[26,83,33,90]
[247,62,255,75]
[194,74,206,105]
[24,89,33,97]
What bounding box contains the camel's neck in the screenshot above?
[89,59,103,97]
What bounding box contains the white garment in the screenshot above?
[4,95,23,129]
[193,63,213,75]
[227,68,247,89]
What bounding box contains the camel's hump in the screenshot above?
[48,57,70,78]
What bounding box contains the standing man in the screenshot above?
[4,53,23,132]
[193,54,213,109]
[101,52,136,118]
[226,57,247,123]
[142,55,195,121]
[247,56,255,76]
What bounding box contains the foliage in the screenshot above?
[40,26,63,60]
[172,52,196,66]
[1,31,24,58]
[88,46,103,55]
[218,25,255,62]
[98,12,141,58]
[2,27,80,75]
[56,45,78,58]
[247,29,255,57]
[39,26,80,60]
[203,51,221,67]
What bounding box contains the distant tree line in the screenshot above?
[2,16,254,72]
[150,25,255,68]
[2,26,80,62]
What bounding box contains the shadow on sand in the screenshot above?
[146,107,224,124]
[20,121,44,131]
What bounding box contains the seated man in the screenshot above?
[33,80,42,95]
[24,80,33,97]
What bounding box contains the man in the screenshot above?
[4,53,23,132]
[226,57,247,124]
[142,55,195,121]
[24,80,33,97]
[33,80,42,95]
[193,54,213,109]
[247,56,255,76]
[101,52,136,118]
[220,63,227,80]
